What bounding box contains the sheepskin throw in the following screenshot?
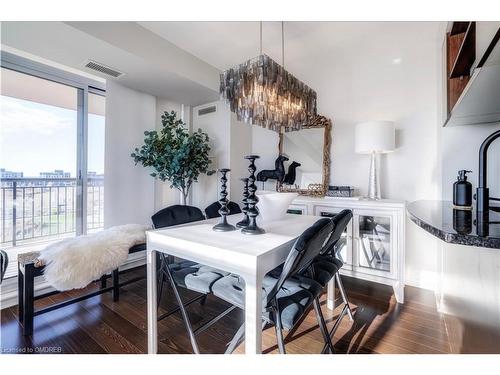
[38,224,149,291]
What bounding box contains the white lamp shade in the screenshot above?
[355,121,395,154]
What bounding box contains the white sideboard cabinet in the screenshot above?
[288,196,406,308]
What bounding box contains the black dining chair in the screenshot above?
[1,249,8,283]
[305,209,354,352]
[204,201,242,219]
[210,217,336,354]
[152,205,235,354]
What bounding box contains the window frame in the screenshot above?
[1,51,106,237]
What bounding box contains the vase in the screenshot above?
[180,191,187,205]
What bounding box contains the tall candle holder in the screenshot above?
[213,168,236,232]
[236,178,250,228]
[241,155,265,235]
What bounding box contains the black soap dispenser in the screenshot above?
[453,170,472,209]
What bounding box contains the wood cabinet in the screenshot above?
[444,21,500,126]
[288,197,406,307]
[446,22,475,115]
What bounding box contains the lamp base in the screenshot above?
[367,151,381,200]
[361,196,381,201]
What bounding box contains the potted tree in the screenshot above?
[131,111,215,205]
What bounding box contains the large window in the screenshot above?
[0,53,105,278]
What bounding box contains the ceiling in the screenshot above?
[140,21,444,84]
[2,22,444,108]
[1,22,220,106]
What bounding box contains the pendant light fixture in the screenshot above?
[220,22,317,133]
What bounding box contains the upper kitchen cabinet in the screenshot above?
[444,22,500,127]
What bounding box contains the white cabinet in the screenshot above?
[288,197,406,306]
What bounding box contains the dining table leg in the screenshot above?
[327,277,336,310]
[147,248,158,354]
[244,273,263,354]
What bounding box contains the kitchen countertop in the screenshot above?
[407,200,500,249]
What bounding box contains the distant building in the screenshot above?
[87,171,104,187]
[0,168,23,178]
[39,170,71,178]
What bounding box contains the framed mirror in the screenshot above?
[278,115,331,196]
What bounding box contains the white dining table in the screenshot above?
[146,212,321,354]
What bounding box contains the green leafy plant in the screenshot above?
[131,111,215,204]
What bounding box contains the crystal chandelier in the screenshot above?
[219,22,317,133]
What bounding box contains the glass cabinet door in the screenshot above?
[356,214,392,274]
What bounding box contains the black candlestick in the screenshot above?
[213,168,236,232]
[241,155,265,235]
[236,178,250,228]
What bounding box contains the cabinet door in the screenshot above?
[313,206,353,270]
[353,209,397,279]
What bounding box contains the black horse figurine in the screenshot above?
[283,161,301,185]
[256,155,289,183]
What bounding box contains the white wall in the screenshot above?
[104,81,156,227]
[191,101,230,211]
[334,26,444,290]
[229,112,253,206]
[191,101,254,211]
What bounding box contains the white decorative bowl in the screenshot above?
[255,191,298,222]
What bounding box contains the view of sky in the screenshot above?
[0,95,105,178]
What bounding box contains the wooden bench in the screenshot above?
[17,243,146,336]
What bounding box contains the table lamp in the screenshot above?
[355,121,395,200]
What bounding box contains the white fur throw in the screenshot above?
[38,224,149,291]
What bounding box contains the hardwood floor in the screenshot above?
[0,267,451,354]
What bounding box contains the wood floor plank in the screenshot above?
[1,268,452,354]
[62,291,142,354]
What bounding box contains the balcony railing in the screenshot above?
[0,177,104,246]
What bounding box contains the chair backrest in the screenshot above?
[151,205,205,229]
[204,201,242,219]
[321,209,353,256]
[266,218,333,306]
[0,249,8,283]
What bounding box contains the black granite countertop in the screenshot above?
[407,200,500,249]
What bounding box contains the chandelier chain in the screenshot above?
[282,21,285,68]
[259,21,263,55]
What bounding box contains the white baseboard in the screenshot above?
[0,252,146,310]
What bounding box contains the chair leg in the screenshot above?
[194,305,236,336]
[336,273,353,321]
[321,304,349,354]
[225,323,246,354]
[200,295,208,306]
[157,253,170,307]
[313,298,335,354]
[274,308,286,354]
[22,264,34,336]
[157,254,165,307]
[112,269,119,302]
[17,264,24,323]
[225,319,267,354]
[164,263,200,354]
[157,269,166,307]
